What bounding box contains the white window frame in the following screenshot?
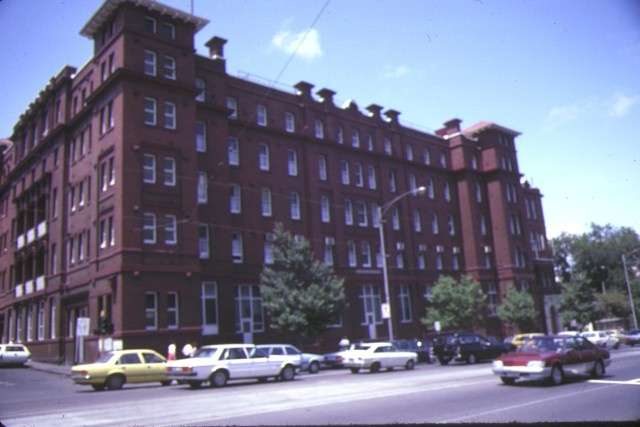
[198,224,210,259]
[163,102,176,129]
[290,192,301,220]
[230,183,241,213]
[314,120,324,139]
[145,292,158,330]
[144,50,156,76]
[231,233,243,263]
[164,215,177,245]
[256,104,267,126]
[196,121,206,152]
[167,292,179,329]
[227,97,237,119]
[258,144,270,171]
[144,97,157,126]
[228,137,239,165]
[143,154,156,183]
[143,213,156,244]
[197,171,208,204]
[163,55,176,80]
[344,199,353,225]
[163,157,176,186]
[287,150,298,176]
[341,160,350,185]
[284,112,295,133]
[201,282,219,335]
[320,196,330,223]
[318,155,327,181]
[261,188,272,217]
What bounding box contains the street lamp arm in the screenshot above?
[379,186,426,217]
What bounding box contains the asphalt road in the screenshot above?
[1,346,639,425]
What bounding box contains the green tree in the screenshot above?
[260,223,346,343]
[497,286,538,332]
[421,275,487,331]
[595,291,632,320]
[558,279,597,330]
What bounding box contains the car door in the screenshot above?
[221,347,254,379]
[574,336,598,374]
[561,337,583,375]
[117,352,146,383]
[141,351,167,382]
[249,346,279,377]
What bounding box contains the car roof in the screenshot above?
[201,343,254,349]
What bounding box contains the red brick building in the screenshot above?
[0,0,559,363]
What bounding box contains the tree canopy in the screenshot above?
[497,285,538,332]
[421,275,487,331]
[259,223,346,343]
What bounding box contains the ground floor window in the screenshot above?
[360,285,382,325]
[235,285,264,333]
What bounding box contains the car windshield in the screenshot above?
[519,337,561,352]
[193,348,219,358]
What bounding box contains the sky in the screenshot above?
[0,0,639,239]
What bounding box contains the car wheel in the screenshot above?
[405,359,415,370]
[466,353,478,365]
[210,370,228,387]
[106,374,125,390]
[549,365,564,386]
[438,358,450,366]
[160,380,172,386]
[370,362,381,373]
[91,384,106,391]
[500,377,516,385]
[188,380,203,389]
[280,365,295,381]
[591,360,605,379]
[350,368,360,374]
[308,360,320,374]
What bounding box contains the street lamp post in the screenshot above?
[622,248,639,330]
[378,186,426,341]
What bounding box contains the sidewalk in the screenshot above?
[28,360,72,377]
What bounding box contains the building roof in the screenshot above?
[462,120,521,137]
[80,0,209,38]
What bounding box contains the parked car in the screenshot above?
[582,330,620,349]
[256,344,325,373]
[391,339,434,363]
[0,343,31,367]
[432,332,511,365]
[342,342,417,373]
[511,333,545,349]
[624,329,640,346]
[166,344,297,388]
[323,343,354,368]
[492,335,611,386]
[70,349,170,391]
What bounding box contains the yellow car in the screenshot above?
[71,349,171,391]
[511,333,545,348]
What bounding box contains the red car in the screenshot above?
[491,335,611,386]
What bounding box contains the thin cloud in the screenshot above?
[542,97,596,132]
[271,28,323,61]
[381,65,415,79]
[606,92,640,117]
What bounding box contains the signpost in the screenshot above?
[75,317,90,363]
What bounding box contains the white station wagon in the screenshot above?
[343,342,418,373]
[166,344,298,388]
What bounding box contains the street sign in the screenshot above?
[381,303,390,319]
[76,317,91,337]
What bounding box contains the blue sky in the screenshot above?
[1,0,638,238]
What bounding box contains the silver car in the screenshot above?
[0,344,31,366]
[257,344,325,374]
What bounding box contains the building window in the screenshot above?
[261,188,272,217]
[413,209,422,232]
[409,174,417,193]
[432,213,439,235]
[340,160,350,185]
[405,144,414,161]
[287,150,298,176]
[344,199,353,225]
[371,203,380,228]
[256,105,267,126]
[284,112,295,133]
[396,242,405,269]
[143,213,156,244]
[195,78,205,102]
[290,192,301,220]
[314,120,324,139]
[163,55,176,80]
[360,285,382,325]
[398,285,412,322]
[354,163,363,187]
[164,215,177,245]
[197,172,208,204]
[235,285,264,333]
[163,22,175,39]
[37,301,45,340]
[347,240,357,267]
[258,144,270,171]
[228,137,239,165]
[145,293,158,330]
[367,135,374,151]
[163,157,176,186]
[227,97,237,119]
[443,181,451,202]
[389,170,397,193]
[360,241,371,267]
[163,102,176,129]
[367,165,377,189]
[480,214,487,236]
[201,282,219,335]
[426,178,435,199]
[475,183,482,203]
[417,244,427,270]
[264,233,274,264]
[144,50,156,76]
[324,237,335,265]
[167,292,179,329]
[384,138,392,155]
[230,183,241,213]
[196,121,206,152]
[143,154,156,183]
[356,201,368,227]
[198,225,210,259]
[448,215,456,236]
[231,233,243,263]
[144,16,156,33]
[452,249,461,270]
[487,283,498,315]
[337,126,344,144]
[351,129,360,147]
[320,196,330,223]
[99,101,114,135]
[318,155,327,181]
[471,154,478,170]
[391,206,400,230]
[144,98,157,125]
[439,153,447,168]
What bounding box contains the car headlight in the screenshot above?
[526,360,545,368]
[492,360,503,368]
